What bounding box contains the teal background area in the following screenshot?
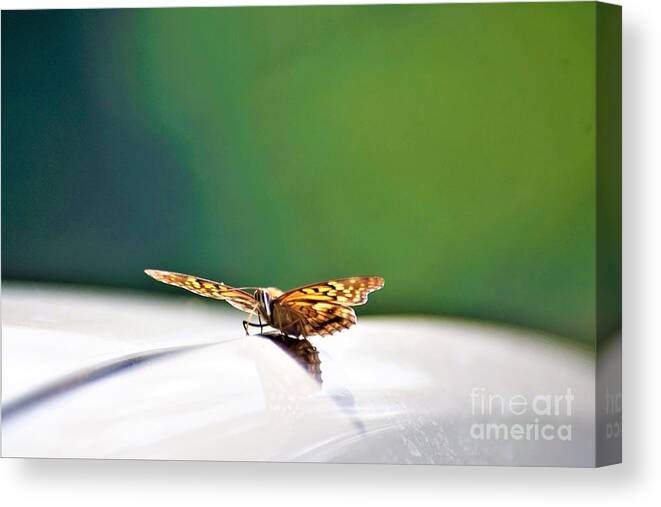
[2,3,619,344]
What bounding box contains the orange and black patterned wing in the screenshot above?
[144,269,257,313]
[277,276,385,307]
[273,276,384,337]
[273,301,357,337]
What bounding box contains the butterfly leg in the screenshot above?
[243,310,255,336]
[283,316,307,339]
[297,315,308,339]
[243,318,267,333]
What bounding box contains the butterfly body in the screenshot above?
[253,287,282,323]
[144,270,384,338]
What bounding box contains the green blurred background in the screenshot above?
[1,3,620,344]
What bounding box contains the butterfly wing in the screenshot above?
[273,276,384,337]
[277,276,385,306]
[144,269,257,313]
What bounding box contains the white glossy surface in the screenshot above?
[2,283,595,465]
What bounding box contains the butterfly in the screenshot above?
[144,269,384,338]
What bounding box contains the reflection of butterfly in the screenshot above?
[144,269,384,338]
[267,333,323,384]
